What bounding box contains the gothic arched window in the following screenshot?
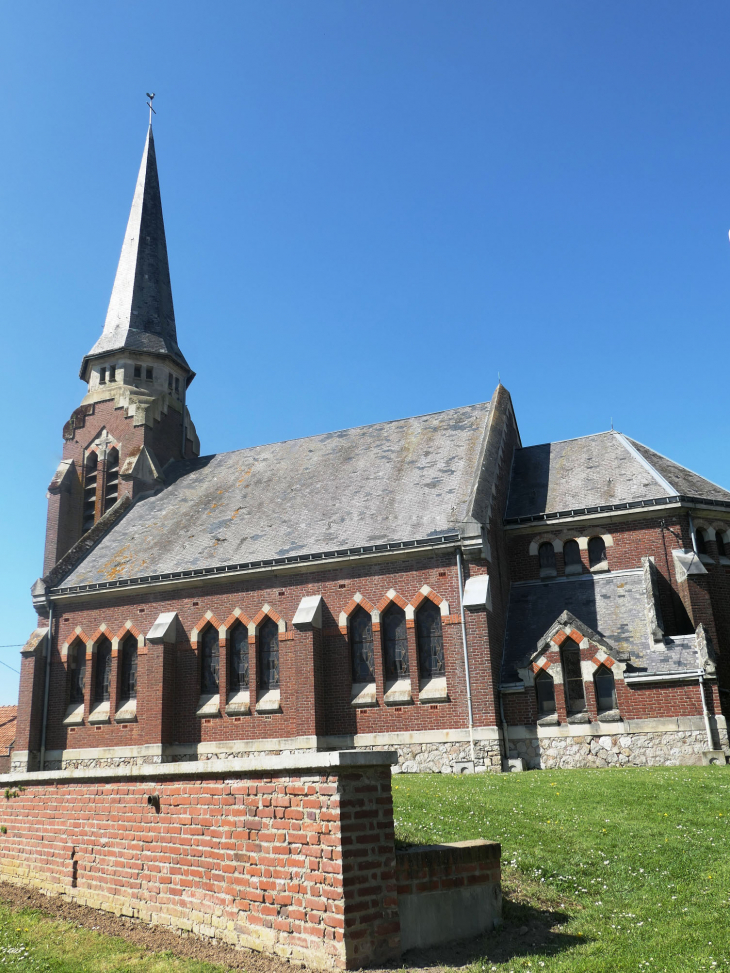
[104,448,119,513]
[82,452,98,532]
[382,604,409,681]
[416,599,445,679]
[350,607,375,684]
[535,668,556,717]
[94,636,112,703]
[563,539,582,572]
[258,617,280,691]
[229,622,250,693]
[200,626,220,696]
[561,638,585,714]
[539,542,556,574]
[594,665,617,713]
[120,633,138,701]
[588,536,607,568]
[67,640,86,705]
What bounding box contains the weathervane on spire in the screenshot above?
[146,92,156,125]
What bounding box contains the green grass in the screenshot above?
[393,765,730,972]
[0,904,225,973]
[0,766,728,972]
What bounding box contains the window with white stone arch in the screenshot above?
[535,668,556,717]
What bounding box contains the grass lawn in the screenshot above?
[0,766,728,972]
[393,765,730,972]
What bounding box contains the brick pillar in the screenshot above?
[144,614,179,747]
[13,628,51,771]
[292,597,326,738]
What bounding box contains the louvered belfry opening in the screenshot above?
[104,448,119,513]
[82,452,98,532]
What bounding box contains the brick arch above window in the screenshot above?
[221,607,253,637]
[339,592,376,633]
[60,627,91,661]
[250,604,286,636]
[112,620,144,653]
[528,535,563,556]
[190,611,224,647]
[406,585,450,621]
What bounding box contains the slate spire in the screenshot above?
[80,125,191,380]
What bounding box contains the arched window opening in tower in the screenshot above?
[561,638,585,714]
[350,607,374,684]
[695,529,708,557]
[382,604,409,681]
[94,636,112,704]
[229,622,250,693]
[258,617,280,691]
[588,536,607,568]
[717,532,727,559]
[82,452,98,533]
[67,641,86,706]
[563,539,582,573]
[120,634,138,701]
[200,626,220,696]
[538,542,556,575]
[535,668,556,717]
[416,599,445,679]
[104,448,119,513]
[594,664,617,714]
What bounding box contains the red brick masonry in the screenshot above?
[0,752,401,969]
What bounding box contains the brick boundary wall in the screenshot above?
[0,752,401,970]
[395,840,501,950]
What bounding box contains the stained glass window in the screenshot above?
[382,605,409,680]
[350,607,375,683]
[561,639,585,713]
[94,636,112,703]
[68,641,86,705]
[258,617,280,691]
[120,634,137,700]
[229,622,249,692]
[201,626,220,695]
[416,600,444,679]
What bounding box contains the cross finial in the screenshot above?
[146,92,156,125]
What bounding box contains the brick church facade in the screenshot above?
[13,125,730,775]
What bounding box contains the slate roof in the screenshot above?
[502,570,700,681]
[80,126,190,380]
[59,402,490,588]
[0,706,16,758]
[505,431,730,521]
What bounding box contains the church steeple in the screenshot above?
[80,125,192,383]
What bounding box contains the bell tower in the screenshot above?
[43,124,200,575]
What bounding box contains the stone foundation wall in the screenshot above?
[0,752,401,970]
[508,721,730,770]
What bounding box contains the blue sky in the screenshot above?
[1,1,730,705]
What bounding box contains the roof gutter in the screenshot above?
[46,533,463,605]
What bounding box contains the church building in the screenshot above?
[13,125,730,774]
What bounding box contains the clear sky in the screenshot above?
[1,1,730,705]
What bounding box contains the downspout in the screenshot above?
[698,670,715,751]
[456,548,476,765]
[39,598,54,772]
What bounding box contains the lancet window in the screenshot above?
[416,600,445,679]
[561,638,585,714]
[67,641,86,706]
[229,622,250,692]
[258,617,280,691]
[535,668,556,717]
[82,453,98,532]
[120,634,138,701]
[382,604,409,681]
[350,607,375,684]
[200,626,220,696]
[94,636,112,703]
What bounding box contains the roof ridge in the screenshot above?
[614,433,676,496]
[515,430,615,451]
[626,436,730,498]
[182,400,491,465]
